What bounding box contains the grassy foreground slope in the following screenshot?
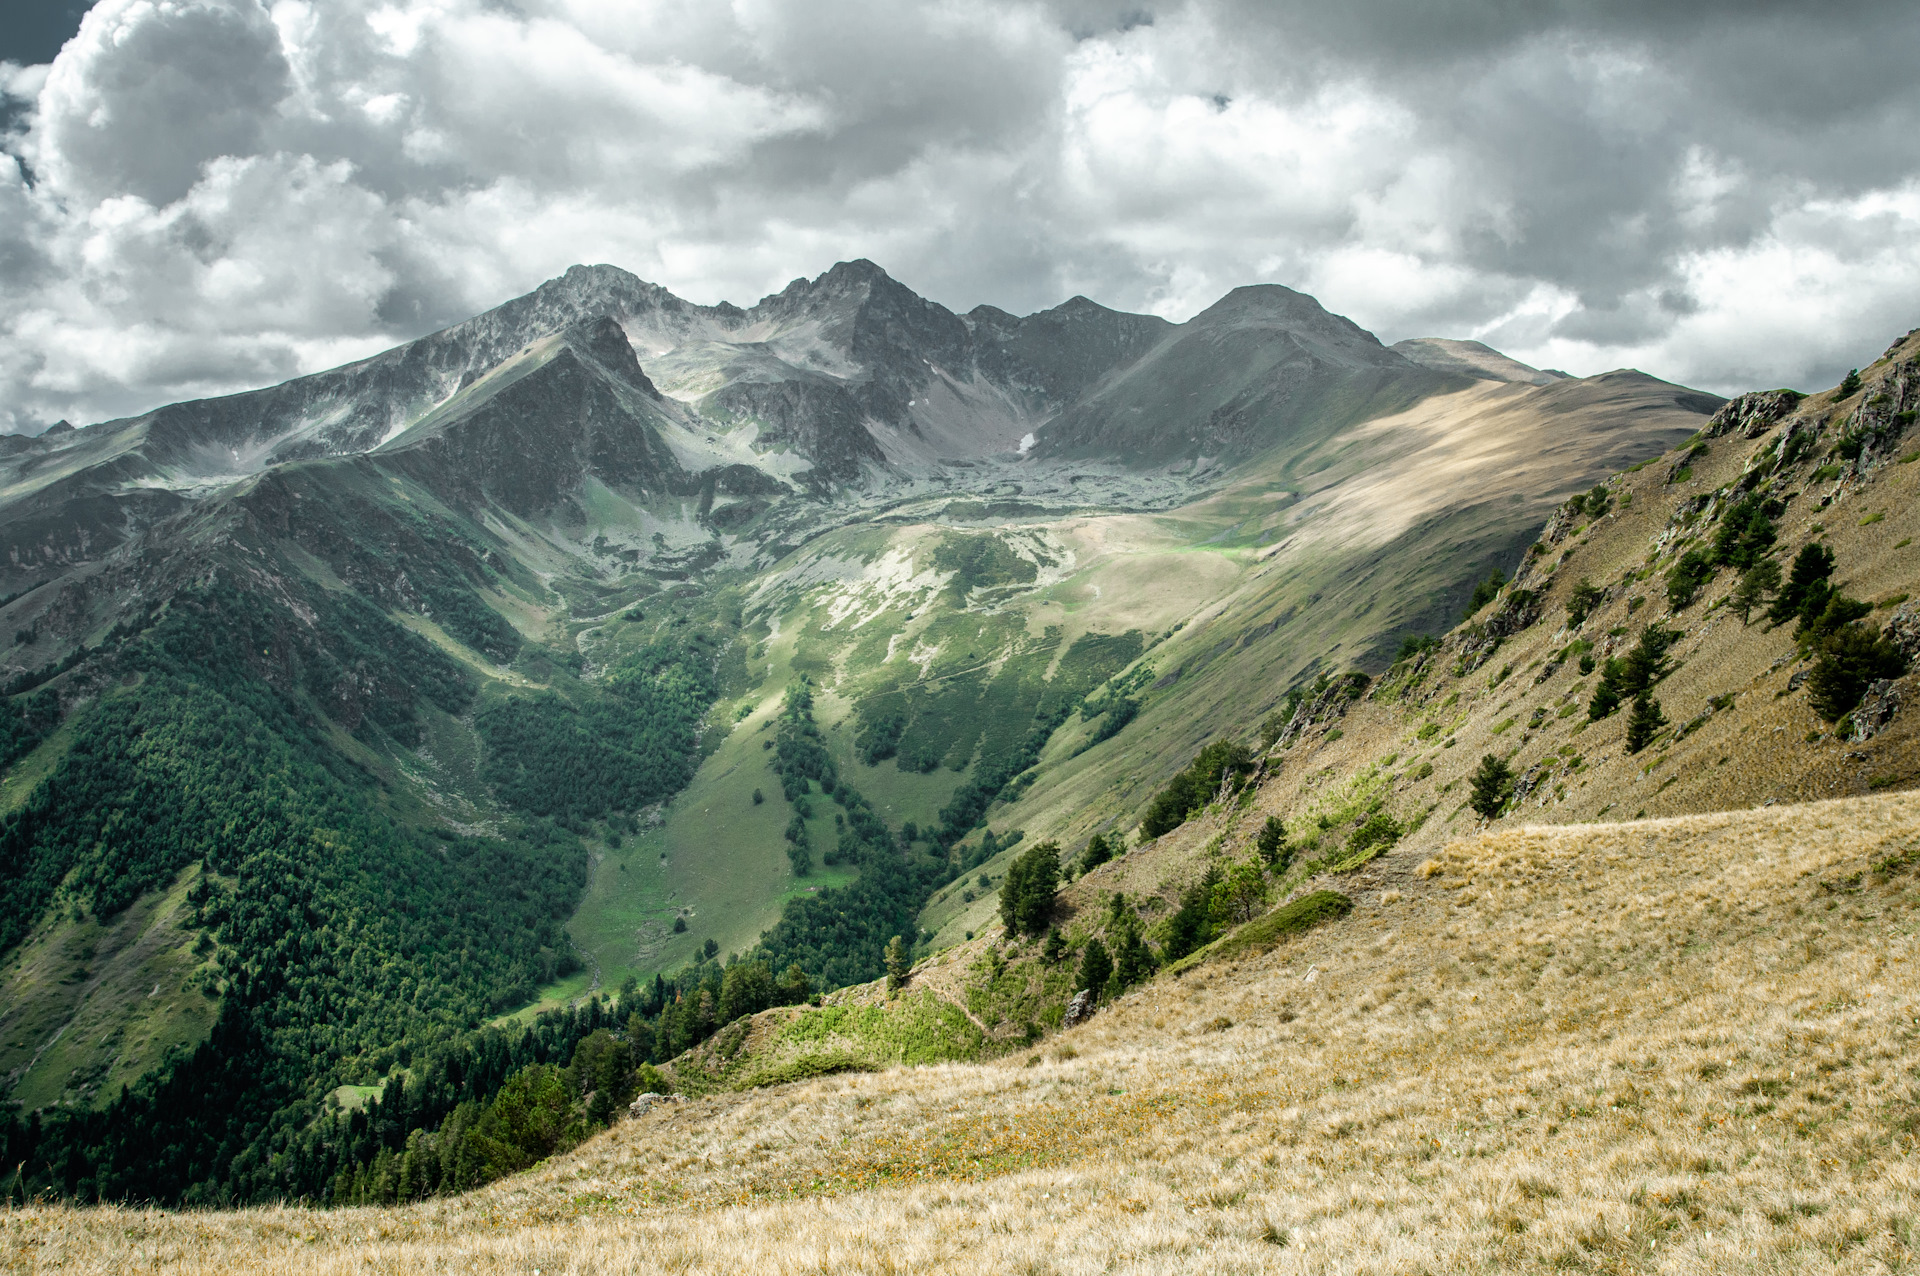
[14,790,1920,1273]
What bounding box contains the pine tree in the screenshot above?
[1768,543,1836,625]
[1077,937,1113,1001]
[1113,927,1157,989]
[1587,668,1622,720]
[1255,815,1288,869]
[1161,865,1221,961]
[884,935,910,993]
[774,962,811,1005]
[1469,754,1513,819]
[1042,926,1067,965]
[998,840,1060,937]
[1565,577,1604,627]
[1079,832,1113,875]
[1731,558,1781,624]
[1665,549,1715,610]
[1807,625,1908,721]
[1839,367,1862,397]
[1624,691,1666,753]
[1711,496,1778,570]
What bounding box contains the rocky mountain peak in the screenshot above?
[562,315,661,400]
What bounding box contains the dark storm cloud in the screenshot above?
[1,0,1916,432]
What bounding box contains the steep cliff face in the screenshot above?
[378,318,685,516]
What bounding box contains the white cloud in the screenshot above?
[2,0,1918,431]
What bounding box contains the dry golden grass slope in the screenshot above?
[12,792,1920,1273]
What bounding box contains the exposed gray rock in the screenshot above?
[1272,671,1371,750]
[1704,389,1803,439]
[1486,590,1542,639]
[1851,679,1901,742]
[1062,988,1096,1029]
[1788,668,1812,692]
[627,1092,679,1117]
[1452,624,1502,676]
[1884,601,1920,662]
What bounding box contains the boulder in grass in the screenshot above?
[1061,989,1096,1029]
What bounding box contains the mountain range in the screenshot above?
[0,259,1723,1205]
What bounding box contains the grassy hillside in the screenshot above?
[17,788,1920,1271]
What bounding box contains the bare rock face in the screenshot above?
[1851,679,1901,742]
[1486,589,1542,639]
[1886,601,1920,662]
[1705,389,1803,439]
[1062,988,1096,1029]
[1272,671,1371,750]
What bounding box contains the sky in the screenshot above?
[3,0,1920,433]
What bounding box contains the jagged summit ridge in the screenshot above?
[6,261,1575,497]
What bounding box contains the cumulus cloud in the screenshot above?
[1,0,1917,430]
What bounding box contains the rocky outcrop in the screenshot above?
[1486,589,1542,639]
[1452,624,1501,676]
[705,378,885,484]
[1272,671,1371,750]
[1851,679,1901,742]
[1061,989,1096,1029]
[1885,600,1920,662]
[1704,389,1802,439]
[1836,357,1920,473]
[627,1092,680,1118]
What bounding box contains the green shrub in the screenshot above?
[1469,754,1513,819]
[1465,568,1507,618]
[1394,633,1441,664]
[1345,812,1403,861]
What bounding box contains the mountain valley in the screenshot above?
[15,257,1904,1233]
